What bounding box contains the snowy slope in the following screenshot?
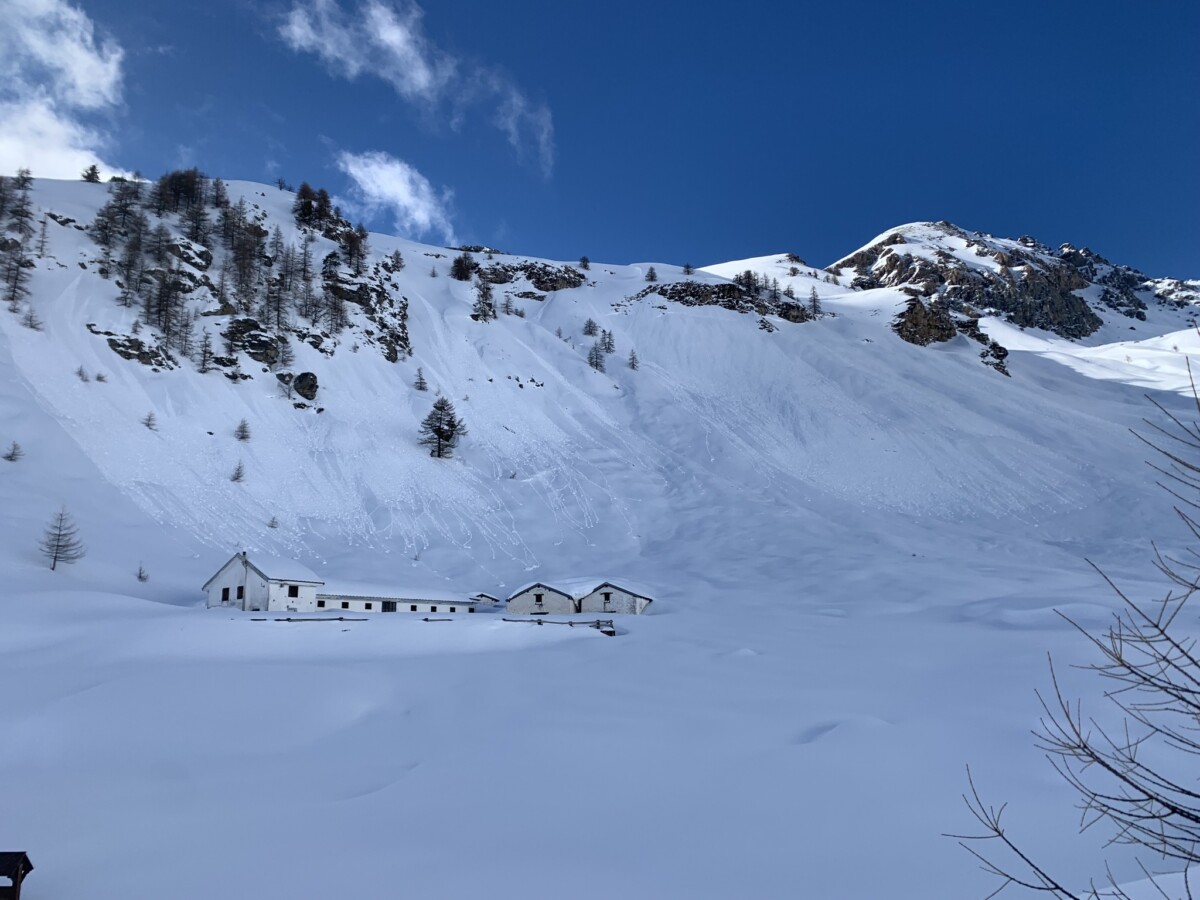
[2,178,1199,898]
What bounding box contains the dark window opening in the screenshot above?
[450,606,456,613]
[317,600,325,608]
[468,607,475,613]
[535,593,543,603]
[288,584,300,598]
[431,606,438,613]
[383,601,397,613]
[237,585,245,600]
[341,602,349,610]
[365,602,373,611]
[410,604,418,612]
[221,587,229,603]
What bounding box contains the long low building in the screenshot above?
[506,578,654,615]
[203,552,483,614]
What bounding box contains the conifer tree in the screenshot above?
[587,342,606,372]
[2,441,23,461]
[645,266,658,283]
[683,262,694,275]
[414,367,429,391]
[472,278,496,321]
[235,418,251,441]
[230,460,245,482]
[627,349,639,370]
[197,330,214,373]
[81,164,101,183]
[582,318,599,336]
[419,396,467,458]
[809,286,822,317]
[579,255,590,270]
[40,506,85,570]
[450,252,475,281]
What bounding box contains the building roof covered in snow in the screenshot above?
[317,579,473,604]
[507,577,655,602]
[202,552,325,590]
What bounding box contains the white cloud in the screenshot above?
[280,0,554,176]
[336,150,457,245]
[0,0,125,178]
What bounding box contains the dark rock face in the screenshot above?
[831,224,1107,339]
[221,318,281,365]
[637,280,753,312]
[293,371,318,401]
[323,264,411,362]
[893,298,957,345]
[166,239,212,272]
[479,261,586,292]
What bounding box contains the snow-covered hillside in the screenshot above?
[2,176,1199,898]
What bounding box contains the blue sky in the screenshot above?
[2,0,1197,276]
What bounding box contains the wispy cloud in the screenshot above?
[280,0,555,177]
[0,0,125,178]
[336,150,457,245]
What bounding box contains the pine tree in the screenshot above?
[230,460,245,482]
[683,262,694,275]
[602,330,616,353]
[430,265,438,278]
[645,266,658,283]
[414,367,428,391]
[809,286,822,318]
[36,215,48,258]
[472,278,496,321]
[136,563,149,582]
[450,252,476,281]
[235,418,251,441]
[197,330,214,373]
[419,396,467,458]
[142,411,157,430]
[579,255,590,270]
[502,295,514,315]
[75,365,89,382]
[2,441,22,461]
[587,342,606,372]
[627,349,639,370]
[19,307,42,330]
[40,506,85,570]
[582,318,599,336]
[81,163,101,183]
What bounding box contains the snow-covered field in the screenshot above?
[2,179,1197,897]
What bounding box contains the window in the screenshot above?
[317,600,325,608]
[365,603,373,611]
[237,586,245,600]
[468,607,475,613]
[450,606,456,613]
[431,606,438,613]
[603,591,612,610]
[288,585,299,598]
[535,593,543,604]
[341,602,349,610]
[383,601,397,613]
[410,604,418,612]
[221,587,229,603]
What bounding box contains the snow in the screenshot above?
[2,177,1200,897]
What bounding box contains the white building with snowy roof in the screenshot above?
[505,578,654,615]
[203,553,482,614]
[203,551,325,612]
